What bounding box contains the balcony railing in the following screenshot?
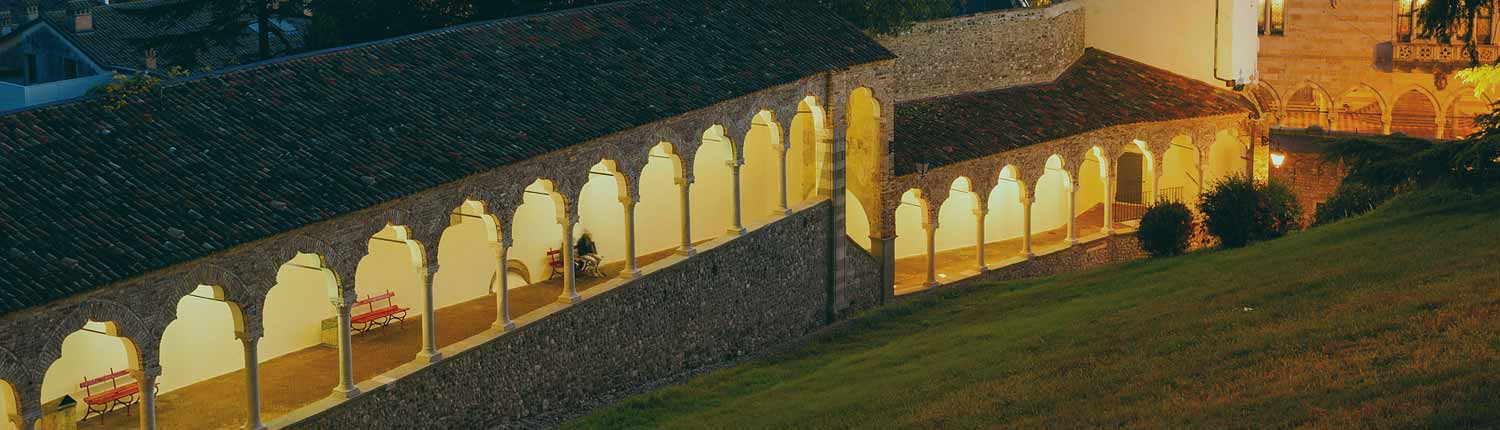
[1393,41,1500,65]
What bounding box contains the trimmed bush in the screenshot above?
[1313,182,1394,226]
[1136,201,1194,257]
[1200,177,1303,248]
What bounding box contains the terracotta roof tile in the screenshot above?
[893,48,1251,176]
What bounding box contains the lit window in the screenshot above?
[1397,0,1495,45]
[1259,0,1285,36]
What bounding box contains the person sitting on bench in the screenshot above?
[574,231,604,277]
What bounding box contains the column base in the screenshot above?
[774,208,792,217]
[976,264,988,274]
[727,226,747,235]
[1068,238,1079,246]
[923,280,940,288]
[675,246,697,257]
[331,386,360,400]
[618,268,642,280]
[1024,252,1036,260]
[557,292,582,304]
[414,350,443,364]
[243,422,269,430]
[491,320,516,333]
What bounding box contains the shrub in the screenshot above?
[1200,177,1303,248]
[1313,182,1395,226]
[1136,201,1194,257]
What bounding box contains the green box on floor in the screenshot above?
[320,317,338,348]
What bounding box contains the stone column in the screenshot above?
[1104,162,1116,235]
[1022,198,1034,259]
[923,213,939,288]
[492,241,514,331]
[1067,184,1078,245]
[416,263,441,363]
[727,160,747,235]
[776,143,791,216]
[16,411,38,430]
[240,336,267,430]
[558,213,581,304]
[1197,159,1208,199]
[332,301,359,399]
[676,175,697,256]
[973,205,988,272]
[619,197,641,279]
[137,368,159,430]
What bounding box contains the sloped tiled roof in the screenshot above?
[893,48,1252,176]
[0,0,893,316]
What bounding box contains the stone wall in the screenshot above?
[1272,148,1346,226]
[842,237,886,314]
[284,203,833,430]
[875,2,1085,102]
[921,232,1146,289]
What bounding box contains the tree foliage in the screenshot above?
[123,0,310,68]
[1136,201,1195,257]
[811,0,955,36]
[1199,178,1302,248]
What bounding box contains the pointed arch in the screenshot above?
[1445,90,1492,139]
[933,177,980,255]
[41,319,146,422]
[1078,146,1109,237]
[155,284,252,428]
[1391,87,1441,138]
[576,159,632,273]
[692,125,737,242]
[983,165,1028,247]
[1251,81,1282,117]
[260,251,340,422]
[1334,83,1387,134]
[847,87,885,237]
[791,96,829,204]
[742,110,785,221]
[1283,82,1334,129]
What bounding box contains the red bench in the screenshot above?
[547,249,566,279]
[350,290,409,334]
[80,368,139,422]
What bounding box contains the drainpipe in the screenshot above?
[1213,0,1246,89]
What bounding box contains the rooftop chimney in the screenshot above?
[69,0,92,33]
[24,0,39,21]
[0,11,13,36]
[144,48,157,70]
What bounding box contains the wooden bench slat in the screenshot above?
[80,369,131,388]
[351,305,408,324]
[84,382,138,405]
[353,291,397,307]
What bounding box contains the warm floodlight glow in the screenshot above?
[1270,152,1287,168]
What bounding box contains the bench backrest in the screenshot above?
[81,368,129,389]
[354,291,397,309]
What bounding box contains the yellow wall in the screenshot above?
[41,324,133,404]
[894,191,926,259]
[636,145,683,256]
[262,254,337,363]
[788,109,819,205]
[353,227,426,325]
[1078,154,1107,220]
[1,380,15,430]
[742,116,783,224]
[1085,0,1259,86]
[1162,137,1202,203]
[510,184,565,284]
[1032,157,1071,234]
[845,189,873,252]
[159,286,243,394]
[433,216,499,308]
[692,129,736,242]
[1208,130,1247,185]
[933,180,978,253]
[576,163,628,265]
[984,175,1026,244]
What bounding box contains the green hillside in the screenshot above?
[570,190,1500,430]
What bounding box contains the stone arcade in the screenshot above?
[0,1,1268,429]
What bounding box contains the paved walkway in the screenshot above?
[77,248,682,430]
[893,204,1128,293]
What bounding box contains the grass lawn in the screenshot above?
[569,190,1500,430]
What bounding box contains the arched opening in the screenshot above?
[693,125,738,242]
[1162,136,1203,209]
[1,379,17,430]
[742,110,785,221]
[1283,85,1332,129]
[932,177,980,278]
[845,189,873,252]
[1112,141,1155,228]
[1391,89,1439,138]
[639,142,686,256]
[846,88,884,246]
[1030,155,1071,249]
[983,165,1027,261]
[576,159,676,278]
[509,179,571,317]
[155,285,248,429]
[891,189,930,291]
[1208,130,1248,185]
[349,224,428,373]
[40,321,143,428]
[260,252,339,422]
[1446,92,1491,139]
[1336,85,1386,134]
[430,200,504,353]
[790,97,828,205]
[1077,147,1109,238]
